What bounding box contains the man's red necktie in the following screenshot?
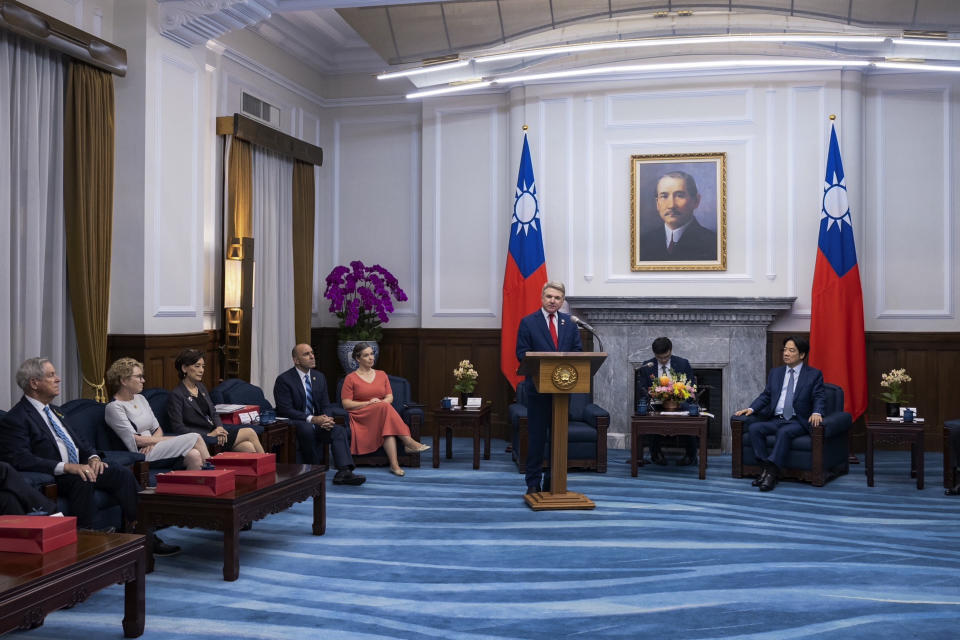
[549,313,559,349]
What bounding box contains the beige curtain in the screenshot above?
[291,160,315,344]
[227,137,253,247]
[63,62,113,401]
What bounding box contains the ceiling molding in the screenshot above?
[158,0,278,47]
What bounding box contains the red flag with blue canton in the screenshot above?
[501,133,548,388]
[808,124,867,420]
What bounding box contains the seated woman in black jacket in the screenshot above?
[166,349,264,453]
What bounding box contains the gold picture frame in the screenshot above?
[630,153,727,271]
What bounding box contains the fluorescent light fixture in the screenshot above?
[406,81,492,99]
[892,38,960,48]
[473,34,886,64]
[876,61,960,73]
[378,59,469,80]
[494,58,871,85]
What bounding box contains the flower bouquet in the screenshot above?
[453,360,479,396]
[879,368,911,404]
[323,261,407,341]
[647,371,696,410]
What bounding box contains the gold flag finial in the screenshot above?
[522,124,528,131]
[829,114,836,121]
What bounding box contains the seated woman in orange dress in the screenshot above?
[340,342,429,477]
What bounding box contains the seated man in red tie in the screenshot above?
[0,358,140,531]
[734,337,825,492]
[516,281,583,495]
[273,344,364,485]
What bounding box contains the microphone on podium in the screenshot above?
[570,315,603,352]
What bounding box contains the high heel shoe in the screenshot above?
[404,443,430,453]
[390,467,405,477]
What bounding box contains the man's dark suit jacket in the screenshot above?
[749,364,826,422]
[0,397,98,474]
[274,367,332,420]
[516,309,583,368]
[167,381,223,437]
[639,218,717,261]
[637,355,695,396]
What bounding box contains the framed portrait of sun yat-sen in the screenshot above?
[630,152,727,271]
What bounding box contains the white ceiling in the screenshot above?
[157,1,960,78]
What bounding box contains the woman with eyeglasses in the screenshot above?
[105,357,212,469]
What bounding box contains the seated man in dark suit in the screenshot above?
[516,281,583,495]
[0,358,165,544]
[734,336,825,492]
[636,337,697,466]
[0,461,59,516]
[274,344,365,486]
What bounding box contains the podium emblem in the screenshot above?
[551,364,578,390]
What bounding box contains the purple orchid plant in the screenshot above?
[323,261,407,341]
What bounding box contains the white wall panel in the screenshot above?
[333,115,419,323]
[607,88,753,127]
[151,53,201,321]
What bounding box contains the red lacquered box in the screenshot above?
[217,405,260,425]
[210,452,276,476]
[0,515,78,554]
[155,469,236,496]
[235,473,277,490]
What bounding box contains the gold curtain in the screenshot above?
[291,160,316,344]
[227,138,253,247]
[63,62,114,401]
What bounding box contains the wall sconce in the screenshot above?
[224,258,242,309]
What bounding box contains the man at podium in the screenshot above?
[516,281,582,494]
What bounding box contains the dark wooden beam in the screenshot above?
[216,114,323,166]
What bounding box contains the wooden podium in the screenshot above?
[517,351,607,510]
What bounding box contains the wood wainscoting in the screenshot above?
[107,331,222,392]
[313,328,516,440]
[767,332,960,453]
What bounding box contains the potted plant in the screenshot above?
[452,359,479,405]
[323,260,407,372]
[646,371,697,411]
[879,368,911,417]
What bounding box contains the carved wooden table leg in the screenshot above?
[483,412,491,460]
[123,546,146,637]
[223,522,240,582]
[866,429,875,487]
[313,485,325,536]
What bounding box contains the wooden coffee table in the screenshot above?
[137,464,326,581]
[631,413,709,479]
[431,405,492,469]
[865,420,925,489]
[0,532,146,637]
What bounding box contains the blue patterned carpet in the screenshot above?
[17,439,960,639]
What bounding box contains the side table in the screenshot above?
[431,404,492,469]
[865,420,924,489]
[631,413,709,479]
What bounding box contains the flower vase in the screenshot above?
[337,341,379,373]
[459,392,469,407]
[662,398,679,411]
[885,402,900,418]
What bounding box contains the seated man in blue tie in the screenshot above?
[734,336,825,492]
[0,358,142,531]
[274,344,365,486]
[636,337,697,466]
[516,281,583,495]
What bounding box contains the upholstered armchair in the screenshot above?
[731,382,852,487]
[210,378,296,462]
[59,399,152,486]
[333,375,424,468]
[508,386,609,473]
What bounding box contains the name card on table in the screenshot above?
[465,397,482,409]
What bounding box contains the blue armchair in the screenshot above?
[731,382,852,486]
[333,375,424,468]
[210,378,296,463]
[508,387,609,473]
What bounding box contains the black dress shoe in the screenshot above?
[751,469,769,487]
[676,455,696,467]
[333,469,366,486]
[526,484,541,495]
[153,535,181,557]
[945,483,960,496]
[759,472,778,492]
[651,451,668,466]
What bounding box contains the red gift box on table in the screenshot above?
[0,515,78,554]
[155,469,236,496]
[211,452,276,476]
[216,404,260,425]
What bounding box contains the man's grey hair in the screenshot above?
[16,357,51,392]
[542,281,566,296]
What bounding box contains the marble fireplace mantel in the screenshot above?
[564,297,796,453]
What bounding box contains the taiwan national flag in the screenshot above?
[501,133,548,389]
[808,124,867,420]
